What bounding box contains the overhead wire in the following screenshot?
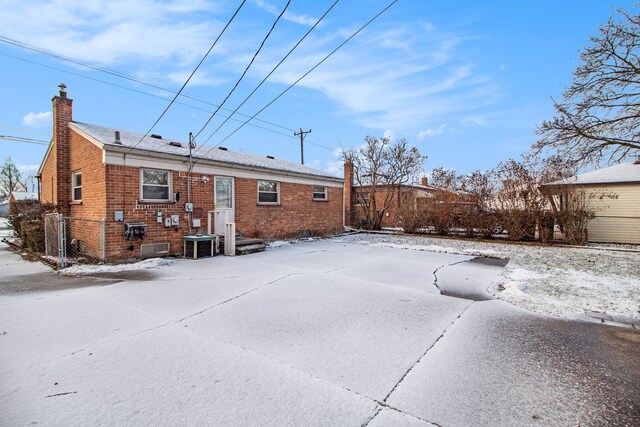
[0,135,49,145]
[190,0,341,158]
[0,35,296,133]
[0,52,297,140]
[193,0,291,141]
[128,0,248,152]
[194,0,400,165]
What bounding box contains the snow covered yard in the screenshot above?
[1,238,639,425]
[331,233,640,324]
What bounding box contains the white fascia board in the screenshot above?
[104,149,343,188]
[69,123,107,150]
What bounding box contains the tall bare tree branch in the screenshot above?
[532,7,640,167]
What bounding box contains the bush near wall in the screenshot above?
[8,200,56,252]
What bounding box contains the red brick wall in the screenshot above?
[353,187,402,228]
[65,131,107,258]
[103,165,216,261]
[235,178,343,239]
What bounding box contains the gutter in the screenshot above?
[103,145,344,184]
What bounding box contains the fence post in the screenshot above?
[100,219,106,263]
[58,214,67,269]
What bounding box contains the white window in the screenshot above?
[72,171,82,201]
[141,169,171,202]
[312,185,327,201]
[258,180,279,204]
[356,191,369,205]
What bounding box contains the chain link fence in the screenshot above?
[45,213,105,268]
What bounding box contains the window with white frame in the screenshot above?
[312,185,327,201]
[141,169,171,202]
[355,191,369,205]
[72,171,82,201]
[258,180,279,204]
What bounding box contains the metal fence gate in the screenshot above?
[44,213,105,268]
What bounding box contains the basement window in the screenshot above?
[141,168,171,202]
[312,185,327,201]
[72,171,82,201]
[258,180,279,204]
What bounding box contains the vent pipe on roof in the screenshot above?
[218,147,227,151]
[114,130,122,145]
[58,83,67,98]
[266,155,274,159]
[150,134,162,139]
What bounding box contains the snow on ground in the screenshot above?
[62,257,174,274]
[330,233,640,322]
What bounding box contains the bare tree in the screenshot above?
[344,136,425,230]
[0,157,26,201]
[493,160,548,241]
[533,8,640,167]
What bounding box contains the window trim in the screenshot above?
[355,191,369,206]
[140,168,172,202]
[71,170,82,202]
[312,185,328,201]
[257,180,280,205]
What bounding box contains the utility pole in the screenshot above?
[294,128,311,164]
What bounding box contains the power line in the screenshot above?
[0,35,296,133]
[129,0,248,152]
[193,0,291,141]
[0,52,297,140]
[0,135,49,145]
[192,0,341,156]
[195,0,400,163]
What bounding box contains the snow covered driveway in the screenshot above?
[1,239,639,425]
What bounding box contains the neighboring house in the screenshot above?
[8,191,38,215]
[344,161,441,227]
[38,85,344,261]
[540,159,640,244]
[0,200,8,217]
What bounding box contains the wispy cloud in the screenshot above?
[22,111,51,127]
[252,0,317,26]
[258,22,502,133]
[418,124,447,140]
[2,0,223,66]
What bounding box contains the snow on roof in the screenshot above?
[11,191,38,200]
[70,122,341,181]
[544,161,640,186]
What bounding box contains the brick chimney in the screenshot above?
[344,160,354,226]
[52,83,73,214]
[421,176,428,186]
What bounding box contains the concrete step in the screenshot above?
[235,243,266,256]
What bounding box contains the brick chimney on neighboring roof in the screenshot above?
[421,176,428,186]
[52,83,73,214]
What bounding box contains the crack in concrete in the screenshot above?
[324,259,367,274]
[177,272,302,322]
[432,264,445,293]
[382,302,474,403]
[360,408,381,427]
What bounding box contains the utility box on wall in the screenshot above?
[124,222,146,240]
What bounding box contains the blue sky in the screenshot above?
[0,0,635,181]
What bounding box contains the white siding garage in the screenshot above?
[541,160,640,244]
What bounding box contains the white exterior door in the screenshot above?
[214,176,235,235]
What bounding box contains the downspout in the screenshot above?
[342,180,346,229]
[187,132,194,235]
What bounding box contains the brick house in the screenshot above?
[343,161,441,228]
[38,85,344,261]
